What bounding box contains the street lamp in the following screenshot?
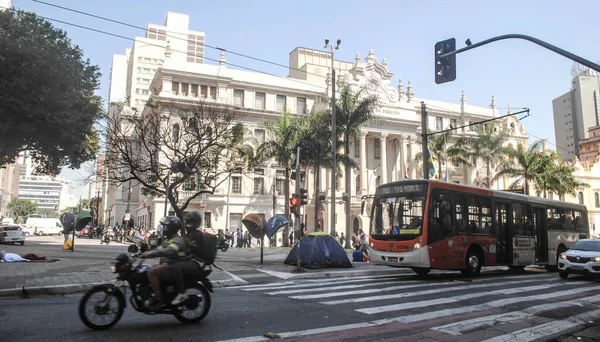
[324,38,341,235]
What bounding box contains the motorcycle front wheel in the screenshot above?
[173,283,211,324]
[220,244,229,252]
[78,285,125,330]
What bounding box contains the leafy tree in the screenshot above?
[257,110,303,246]
[535,153,589,199]
[494,140,548,195]
[465,123,509,188]
[105,100,252,219]
[7,199,37,220]
[335,85,378,247]
[0,10,103,174]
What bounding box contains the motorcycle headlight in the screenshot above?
[109,263,117,273]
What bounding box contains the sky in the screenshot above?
[10,0,600,198]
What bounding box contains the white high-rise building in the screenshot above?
[552,70,600,160]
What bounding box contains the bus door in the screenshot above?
[494,201,512,264]
[533,206,548,263]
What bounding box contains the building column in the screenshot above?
[360,131,368,194]
[408,138,417,179]
[394,138,401,181]
[380,133,388,184]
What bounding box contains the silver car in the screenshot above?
[558,239,600,279]
[0,225,26,245]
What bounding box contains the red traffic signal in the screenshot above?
[290,194,299,216]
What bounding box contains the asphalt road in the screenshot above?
[2,269,600,341]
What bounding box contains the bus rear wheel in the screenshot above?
[412,267,431,276]
[461,250,482,277]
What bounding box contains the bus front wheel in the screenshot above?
[412,267,431,276]
[461,250,482,277]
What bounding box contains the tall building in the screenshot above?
[0,162,20,218]
[104,12,530,239]
[552,70,600,160]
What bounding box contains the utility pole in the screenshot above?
[294,145,303,272]
[324,38,341,235]
[421,102,429,180]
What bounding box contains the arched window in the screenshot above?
[578,192,584,205]
[355,175,360,195]
[595,192,599,208]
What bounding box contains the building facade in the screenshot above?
[578,125,600,162]
[553,70,600,160]
[104,15,529,241]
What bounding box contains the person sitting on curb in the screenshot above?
[352,244,364,262]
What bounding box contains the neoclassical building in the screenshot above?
[105,43,531,242]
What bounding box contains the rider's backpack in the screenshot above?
[186,230,218,266]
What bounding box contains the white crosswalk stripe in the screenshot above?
[230,272,600,342]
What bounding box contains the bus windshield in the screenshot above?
[370,194,425,241]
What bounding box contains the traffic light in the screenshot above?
[290,194,299,216]
[434,38,456,84]
[300,188,308,206]
[318,192,326,202]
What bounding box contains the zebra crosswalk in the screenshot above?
[225,272,600,342]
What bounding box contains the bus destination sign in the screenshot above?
[379,184,424,195]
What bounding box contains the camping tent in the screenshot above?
[284,232,353,269]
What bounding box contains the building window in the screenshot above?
[200,85,207,98]
[275,169,285,194]
[578,192,584,205]
[435,117,443,131]
[254,129,265,144]
[204,212,211,228]
[374,138,380,159]
[254,177,264,195]
[255,92,266,109]
[187,34,204,63]
[172,123,180,144]
[594,192,600,208]
[233,89,244,107]
[181,83,189,96]
[450,119,457,129]
[172,82,179,95]
[210,86,217,99]
[355,175,360,194]
[276,95,287,112]
[231,176,242,194]
[191,84,198,97]
[296,97,307,114]
[229,213,242,230]
[354,138,360,158]
[376,175,381,187]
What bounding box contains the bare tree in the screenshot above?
[105,99,255,219]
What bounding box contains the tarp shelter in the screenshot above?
[284,232,353,269]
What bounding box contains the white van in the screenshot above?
[26,218,63,236]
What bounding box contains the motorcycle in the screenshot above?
[78,253,212,330]
[217,236,230,252]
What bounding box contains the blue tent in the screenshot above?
[284,232,353,269]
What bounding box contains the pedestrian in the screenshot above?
[339,232,345,248]
[289,231,294,245]
[236,228,242,248]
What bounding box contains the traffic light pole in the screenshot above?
[421,102,429,180]
[436,34,600,84]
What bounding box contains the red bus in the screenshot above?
[368,180,589,276]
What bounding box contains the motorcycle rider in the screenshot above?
[140,216,190,309]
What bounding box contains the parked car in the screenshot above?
[0,225,26,245]
[558,239,600,279]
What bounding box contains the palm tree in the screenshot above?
[542,156,589,200]
[414,128,471,180]
[296,111,332,231]
[257,110,303,246]
[494,140,548,195]
[335,85,378,247]
[465,122,509,188]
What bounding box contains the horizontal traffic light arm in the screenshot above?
[440,34,600,73]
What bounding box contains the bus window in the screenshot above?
[370,194,425,240]
[465,195,493,235]
[428,191,455,243]
[573,210,588,234]
[513,202,534,236]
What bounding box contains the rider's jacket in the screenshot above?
[147,235,189,264]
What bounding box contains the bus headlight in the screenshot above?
[369,242,377,251]
[409,239,422,251]
[559,253,567,260]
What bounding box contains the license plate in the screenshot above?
[388,257,398,262]
[11,238,19,241]
[571,265,583,270]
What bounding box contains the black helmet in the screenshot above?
[159,216,183,239]
[183,210,203,233]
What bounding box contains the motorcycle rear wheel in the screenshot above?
[78,286,125,330]
[173,283,211,324]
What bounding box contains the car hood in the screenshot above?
[565,250,600,258]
